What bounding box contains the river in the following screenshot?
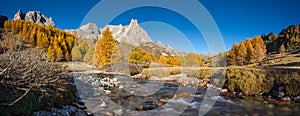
[73,73,300,116]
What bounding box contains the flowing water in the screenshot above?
[74,73,300,116]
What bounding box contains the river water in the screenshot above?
[74,73,300,116]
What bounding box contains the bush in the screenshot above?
[224,68,300,96]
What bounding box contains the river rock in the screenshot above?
[221,88,228,93]
[136,101,159,111]
[100,102,107,108]
[113,109,124,115]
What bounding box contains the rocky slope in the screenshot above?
[68,19,186,57]
[13,10,55,27]
[67,23,101,39]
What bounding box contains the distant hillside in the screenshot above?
[1,20,75,61]
[262,25,300,54]
[224,24,300,66]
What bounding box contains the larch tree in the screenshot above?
[245,39,255,64]
[227,42,239,65]
[197,54,204,67]
[227,42,239,66]
[169,56,180,67]
[252,36,266,62]
[158,55,168,66]
[94,28,117,67]
[54,42,63,61]
[83,45,94,65]
[129,48,153,68]
[71,46,83,61]
[236,42,247,65]
[111,44,122,64]
[47,45,55,62]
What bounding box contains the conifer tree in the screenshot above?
[197,55,204,67]
[252,36,266,62]
[71,46,82,61]
[227,42,239,66]
[94,28,117,67]
[236,41,247,65]
[159,55,168,66]
[111,44,122,64]
[129,48,153,68]
[245,39,255,64]
[83,45,94,65]
[47,45,55,62]
[169,56,180,67]
[54,43,63,61]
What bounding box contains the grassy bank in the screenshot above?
[141,67,300,97]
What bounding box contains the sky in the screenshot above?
[1,0,300,54]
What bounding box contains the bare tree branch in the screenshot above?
[0,48,68,106]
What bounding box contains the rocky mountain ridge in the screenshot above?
[13,10,55,27]
[67,19,186,57]
[9,10,186,57]
[66,23,101,39]
[101,19,152,46]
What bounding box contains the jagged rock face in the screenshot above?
[13,9,25,20]
[13,10,55,27]
[76,23,101,39]
[0,15,8,28]
[66,19,186,57]
[102,19,152,46]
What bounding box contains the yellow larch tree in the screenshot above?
[94,28,117,67]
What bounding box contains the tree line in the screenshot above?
[4,20,75,61]
[2,20,205,69]
[262,25,300,53]
[227,36,266,66]
[92,28,204,68]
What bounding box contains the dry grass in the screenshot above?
[262,53,300,67]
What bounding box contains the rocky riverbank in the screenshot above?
[33,77,93,116]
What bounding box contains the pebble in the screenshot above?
[119,85,124,89]
[281,96,291,101]
[104,90,111,94]
[100,102,106,108]
[221,88,228,93]
[294,96,300,101]
[113,109,123,115]
[105,112,113,116]
[130,91,135,94]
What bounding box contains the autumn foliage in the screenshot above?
[180,53,203,67]
[227,36,266,66]
[94,28,121,67]
[262,25,300,53]
[158,55,180,67]
[4,20,75,61]
[129,48,153,68]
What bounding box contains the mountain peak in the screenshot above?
[76,23,100,39]
[129,19,139,27]
[102,19,152,46]
[13,9,25,20]
[13,10,55,27]
[79,23,98,30]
